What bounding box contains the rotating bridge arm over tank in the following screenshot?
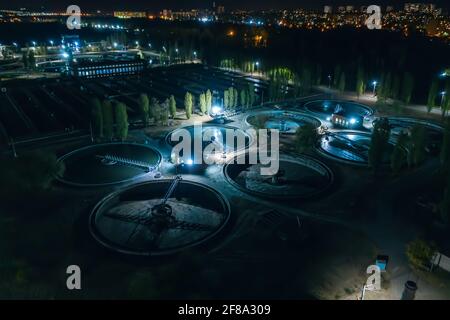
[326,132,370,154]
[159,175,182,206]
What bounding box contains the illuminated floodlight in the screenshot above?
[349,118,357,125]
[13,42,18,47]
[113,42,118,48]
[62,52,69,58]
[186,159,194,165]
[211,105,222,114]
[326,116,331,121]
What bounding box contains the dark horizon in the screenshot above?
[0,0,448,12]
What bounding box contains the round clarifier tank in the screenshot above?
[166,124,253,164]
[57,143,162,187]
[224,153,333,199]
[317,131,396,165]
[304,100,374,119]
[245,110,321,134]
[89,179,231,256]
[386,117,443,151]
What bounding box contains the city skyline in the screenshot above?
[0,0,449,11]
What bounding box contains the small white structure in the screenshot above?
[431,252,450,272]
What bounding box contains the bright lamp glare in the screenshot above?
[211,106,222,114]
[349,118,357,125]
[186,159,194,165]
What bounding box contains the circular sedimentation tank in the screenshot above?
[317,131,396,165]
[166,125,253,165]
[304,100,374,119]
[89,179,231,256]
[245,110,321,134]
[57,143,162,187]
[224,154,333,199]
[386,117,443,148]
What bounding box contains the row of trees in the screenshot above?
[439,119,450,224]
[224,83,257,109]
[138,93,175,126]
[390,125,428,175]
[198,90,212,115]
[22,50,36,70]
[427,79,450,116]
[91,97,129,141]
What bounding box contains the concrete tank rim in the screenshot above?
[88,178,231,257]
[55,142,162,187]
[223,152,334,200]
[244,109,323,131]
[303,99,375,117]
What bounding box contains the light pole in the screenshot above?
[372,81,378,97]
[440,91,447,113]
[328,75,332,88]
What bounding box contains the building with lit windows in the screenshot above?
[113,11,147,19]
[69,59,146,79]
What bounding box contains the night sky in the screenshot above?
[0,0,448,11]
